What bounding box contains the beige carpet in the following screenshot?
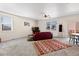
[0,37,79,56]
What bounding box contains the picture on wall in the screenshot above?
[24,22,30,26]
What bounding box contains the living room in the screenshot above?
[0,3,79,56]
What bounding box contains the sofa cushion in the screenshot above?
[33,32,53,41]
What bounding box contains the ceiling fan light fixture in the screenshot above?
[44,14,47,18]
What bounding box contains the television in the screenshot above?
[32,27,40,34]
[59,24,62,32]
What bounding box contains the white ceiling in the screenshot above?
[0,3,79,20]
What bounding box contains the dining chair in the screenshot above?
[76,37,79,45]
[68,31,77,45]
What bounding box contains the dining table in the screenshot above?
[72,33,79,36]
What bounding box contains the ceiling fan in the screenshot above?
[44,14,48,18]
[41,10,51,19]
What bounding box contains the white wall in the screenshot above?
[0,12,37,42]
[38,19,59,37]
[38,15,79,37]
[1,11,79,41]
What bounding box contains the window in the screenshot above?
[1,16,12,31]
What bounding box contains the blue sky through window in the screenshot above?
[1,16,11,24]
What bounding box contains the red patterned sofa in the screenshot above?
[33,32,53,41]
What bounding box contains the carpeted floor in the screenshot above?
[0,37,79,56]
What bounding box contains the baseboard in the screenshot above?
[1,36,27,43]
[53,36,69,38]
